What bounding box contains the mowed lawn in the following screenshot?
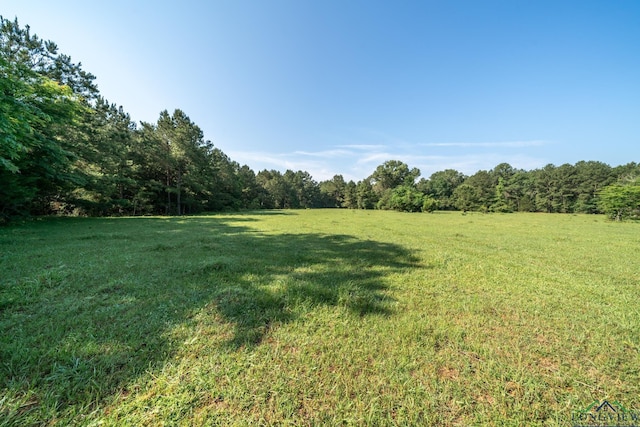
[1,210,639,426]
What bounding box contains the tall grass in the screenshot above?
[1,211,638,425]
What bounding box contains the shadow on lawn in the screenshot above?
[208,232,414,347]
[0,214,418,422]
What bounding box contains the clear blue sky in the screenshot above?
[3,0,639,181]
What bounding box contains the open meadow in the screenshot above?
[1,210,639,426]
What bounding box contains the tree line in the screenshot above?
[340,160,639,220]
[2,17,639,222]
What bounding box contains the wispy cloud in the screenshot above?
[226,150,353,181]
[293,149,354,158]
[413,153,548,177]
[336,144,388,151]
[357,152,395,164]
[357,153,446,165]
[226,138,550,182]
[420,140,549,148]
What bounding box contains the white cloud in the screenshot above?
[336,144,388,151]
[413,153,548,178]
[420,140,549,148]
[293,149,354,158]
[225,150,353,181]
[357,152,395,164]
[357,152,445,165]
[226,139,549,182]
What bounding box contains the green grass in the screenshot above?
[1,210,639,426]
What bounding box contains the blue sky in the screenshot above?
[3,0,639,181]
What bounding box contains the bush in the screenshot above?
[387,185,425,212]
[422,196,437,212]
[598,184,640,221]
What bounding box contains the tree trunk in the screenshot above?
[166,168,171,215]
[176,170,182,216]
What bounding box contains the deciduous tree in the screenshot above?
[0,16,97,219]
[598,183,640,221]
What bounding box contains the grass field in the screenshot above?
[1,210,639,426]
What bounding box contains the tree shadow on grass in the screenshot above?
[0,214,419,423]
[205,231,416,347]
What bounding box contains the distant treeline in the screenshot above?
[2,17,639,222]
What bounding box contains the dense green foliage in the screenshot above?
[598,180,640,221]
[1,211,639,425]
[0,17,262,220]
[0,17,92,219]
[2,17,639,221]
